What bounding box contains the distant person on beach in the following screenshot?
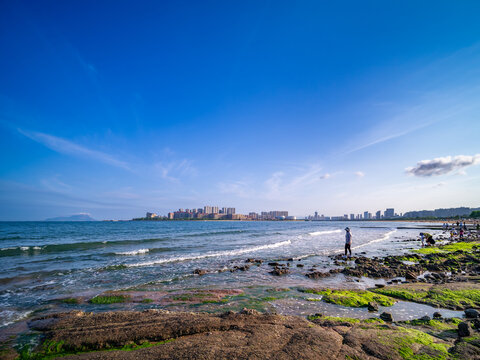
[420,232,434,246]
[344,227,352,257]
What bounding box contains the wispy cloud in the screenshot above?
[405,154,480,177]
[18,129,131,170]
[344,120,434,155]
[40,176,72,193]
[341,45,480,157]
[218,181,253,198]
[154,159,197,182]
[355,171,365,178]
[320,173,331,179]
[263,165,325,199]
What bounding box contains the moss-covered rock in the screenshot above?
[372,282,480,310]
[303,288,396,307]
[89,295,130,304]
[413,241,480,255]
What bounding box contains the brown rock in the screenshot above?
[305,271,331,279]
[270,267,290,276]
[193,269,207,276]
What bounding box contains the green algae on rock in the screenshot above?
[90,295,130,304]
[413,241,480,255]
[372,282,480,310]
[302,288,396,307]
[386,327,450,360]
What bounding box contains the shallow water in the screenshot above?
[273,295,464,321]
[0,220,446,326]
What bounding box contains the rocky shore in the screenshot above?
[3,233,480,359]
[5,306,480,359]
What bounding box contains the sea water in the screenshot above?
[0,220,444,327]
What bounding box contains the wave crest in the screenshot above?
[127,240,292,268]
[116,249,150,256]
[308,229,342,236]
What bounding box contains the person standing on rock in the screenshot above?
[344,227,352,258]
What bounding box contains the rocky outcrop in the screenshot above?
[26,310,452,360]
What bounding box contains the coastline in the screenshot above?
[2,230,480,359]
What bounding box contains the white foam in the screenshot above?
[20,246,29,251]
[33,246,42,250]
[116,248,150,256]
[0,310,33,328]
[127,240,292,268]
[352,230,397,250]
[308,229,342,236]
[0,247,16,251]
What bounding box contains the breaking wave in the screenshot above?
[115,248,150,256]
[352,230,397,250]
[308,229,342,236]
[127,240,292,268]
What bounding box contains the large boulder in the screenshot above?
[380,312,393,322]
[465,308,480,319]
[367,302,379,312]
[458,322,472,337]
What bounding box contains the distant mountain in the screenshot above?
[45,214,97,221]
[403,207,480,218]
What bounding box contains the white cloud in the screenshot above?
[355,171,365,178]
[405,154,480,177]
[18,129,130,170]
[320,173,331,179]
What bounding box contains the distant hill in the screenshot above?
[45,214,97,221]
[403,207,480,218]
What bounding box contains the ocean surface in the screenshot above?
[0,220,444,327]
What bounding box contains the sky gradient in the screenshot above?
[1,1,480,220]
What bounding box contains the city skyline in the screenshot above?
[1,1,480,220]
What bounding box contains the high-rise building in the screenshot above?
[212,206,219,214]
[376,210,381,220]
[384,208,395,218]
[350,214,355,220]
[204,206,213,214]
[226,208,235,215]
[364,211,369,220]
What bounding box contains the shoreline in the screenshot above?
[2,231,480,359]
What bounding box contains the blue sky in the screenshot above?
[1,1,480,220]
